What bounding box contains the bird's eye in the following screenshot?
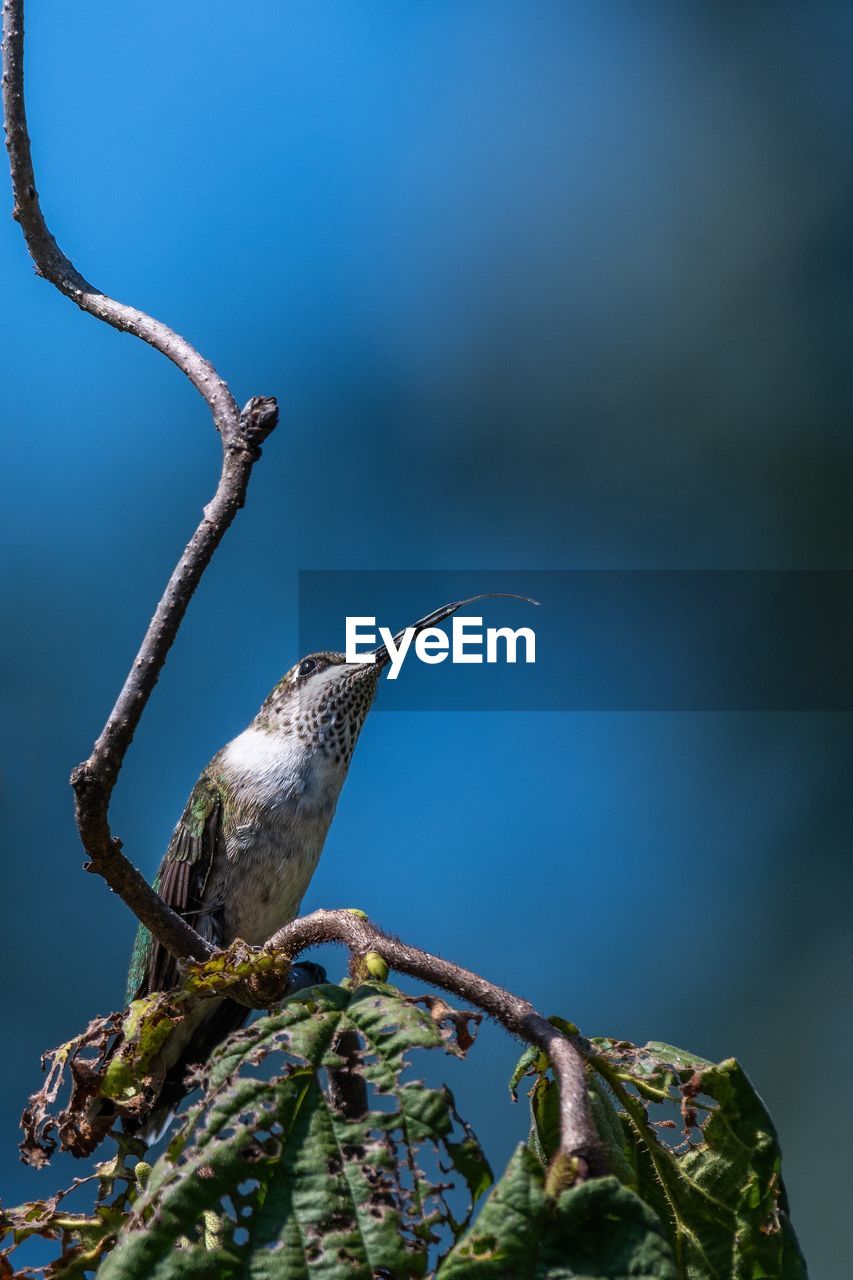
[297,657,319,678]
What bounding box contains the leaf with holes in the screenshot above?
[95,983,491,1280]
[509,1034,808,1280]
[589,1039,807,1279]
[437,1145,677,1279]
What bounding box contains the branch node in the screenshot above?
[69,760,89,791]
[239,395,280,457]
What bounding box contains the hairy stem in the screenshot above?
[264,909,605,1179]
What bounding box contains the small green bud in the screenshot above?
[134,1161,152,1190]
[364,951,389,982]
[343,908,369,919]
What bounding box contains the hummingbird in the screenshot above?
[119,594,533,1132]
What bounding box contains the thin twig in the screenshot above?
[263,909,605,1178]
[1,0,277,963]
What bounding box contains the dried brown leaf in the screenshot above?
[19,1013,122,1167]
[410,995,482,1056]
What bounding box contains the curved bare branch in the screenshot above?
[1,0,238,433]
[1,0,277,962]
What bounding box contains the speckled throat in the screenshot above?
[255,655,380,768]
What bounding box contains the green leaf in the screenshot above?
[508,1044,540,1100]
[589,1039,808,1280]
[512,1045,636,1189]
[586,1074,638,1189]
[528,1071,560,1169]
[95,983,492,1280]
[437,1145,677,1278]
[445,1136,494,1206]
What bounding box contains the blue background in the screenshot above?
[2,3,851,1273]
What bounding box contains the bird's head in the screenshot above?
[256,593,537,766]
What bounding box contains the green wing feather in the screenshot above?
[126,771,225,1002]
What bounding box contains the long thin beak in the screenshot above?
[371,593,539,669]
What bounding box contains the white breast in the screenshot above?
[222,727,303,800]
[215,726,346,944]
[224,725,349,806]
